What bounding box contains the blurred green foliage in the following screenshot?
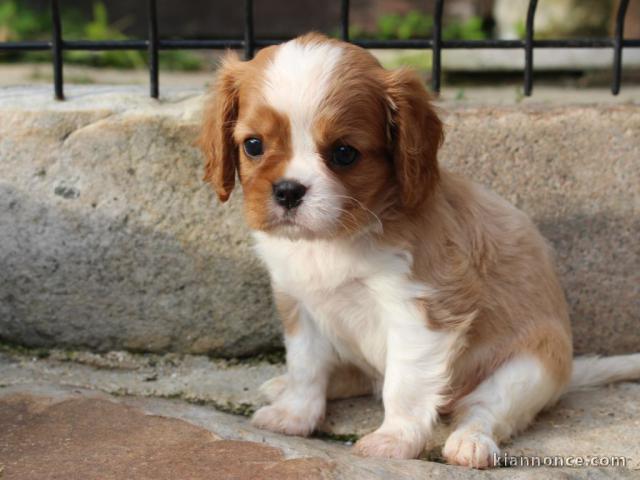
[443,16,486,41]
[0,0,50,41]
[0,0,202,70]
[378,11,434,40]
[352,10,488,41]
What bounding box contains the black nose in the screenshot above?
[272,179,307,210]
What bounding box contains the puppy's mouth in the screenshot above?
[269,208,298,226]
[268,212,303,230]
[265,209,324,240]
[280,209,298,222]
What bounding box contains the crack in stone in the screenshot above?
[60,112,117,147]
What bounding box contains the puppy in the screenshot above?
[199,33,640,468]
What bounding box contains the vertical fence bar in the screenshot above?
[431,0,444,94]
[244,0,255,59]
[148,0,159,99]
[51,0,63,100]
[524,0,538,96]
[612,0,629,95]
[340,0,350,41]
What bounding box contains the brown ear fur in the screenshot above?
[385,68,444,209]
[199,52,243,202]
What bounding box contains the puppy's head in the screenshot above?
[200,33,443,239]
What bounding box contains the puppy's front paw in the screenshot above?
[251,403,321,437]
[443,429,500,469]
[258,374,288,403]
[353,429,423,459]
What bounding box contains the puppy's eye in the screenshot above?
[243,137,263,158]
[331,145,359,167]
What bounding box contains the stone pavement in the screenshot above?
[1,348,639,479]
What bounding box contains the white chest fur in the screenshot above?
[253,232,429,374]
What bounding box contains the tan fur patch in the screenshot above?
[235,105,293,231]
[380,172,573,409]
[327,364,374,400]
[273,290,300,336]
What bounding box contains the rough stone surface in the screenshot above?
[1,382,639,480]
[0,86,638,355]
[0,387,334,480]
[1,347,639,477]
[0,87,279,357]
[0,348,286,415]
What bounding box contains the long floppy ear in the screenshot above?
[199,52,243,202]
[385,68,444,209]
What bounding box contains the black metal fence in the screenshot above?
[0,0,637,100]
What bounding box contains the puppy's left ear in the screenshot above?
[385,68,444,209]
[199,52,243,202]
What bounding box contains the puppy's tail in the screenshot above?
[568,354,640,392]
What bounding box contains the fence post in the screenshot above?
[341,0,350,41]
[612,0,629,95]
[51,0,64,100]
[148,0,159,99]
[244,0,255,59]
[431,0,444,94]
[524,0,538,96]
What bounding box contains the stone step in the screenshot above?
[1,349,638,478]
[0,85,638,356]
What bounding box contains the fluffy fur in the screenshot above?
[199,33,640,468]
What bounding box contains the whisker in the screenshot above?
[322,193,384,232]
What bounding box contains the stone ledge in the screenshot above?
[0,86,638,355]
[1,349,639,479]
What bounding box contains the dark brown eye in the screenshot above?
[243,137,263,158]
[331,145,359,167]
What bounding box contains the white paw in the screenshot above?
[251,402,322,437]
[353,429,424,459]
[258,374,288,403]
[443,429,500,469]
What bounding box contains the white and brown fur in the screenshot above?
[199,33,640,468]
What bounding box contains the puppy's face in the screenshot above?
[200,34,443,239]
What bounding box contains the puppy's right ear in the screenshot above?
[199,52,243,202]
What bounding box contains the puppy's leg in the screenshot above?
[327,364,374,400]
[443,355,564,469]
[252,301,335,436]
[262,364,373,403]
[354,320,460,459]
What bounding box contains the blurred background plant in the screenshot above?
[0,0,201,70]
[348,10,488,41]
[351,10,487,71]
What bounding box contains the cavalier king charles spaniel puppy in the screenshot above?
[199,33,640,468]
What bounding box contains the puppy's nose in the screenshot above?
[272,179,307,210]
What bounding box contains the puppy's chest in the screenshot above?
[254,235,420,370]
